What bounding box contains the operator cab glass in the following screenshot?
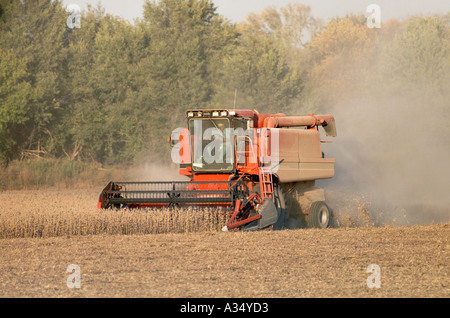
[189,118,233,172]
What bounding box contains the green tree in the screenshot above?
[0,48,32,164]
[381,16,450,94]
[212,29,301,114]
[379,15,450,146]
[243,4,322,62]
[215,4,320,115]
[0,0,67,164]
[117,0,238,163]
[61,5,139,164]
[304,16,379,110]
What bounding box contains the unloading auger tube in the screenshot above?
[98,109,337,232]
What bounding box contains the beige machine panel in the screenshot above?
[274,128,335,183]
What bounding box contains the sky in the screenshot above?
[62,0,450,24]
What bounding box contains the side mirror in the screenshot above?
[167,136,177,147]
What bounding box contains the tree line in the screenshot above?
[0,0,448,166]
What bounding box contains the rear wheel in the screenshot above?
[307,201,331,229]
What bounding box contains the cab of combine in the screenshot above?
[173,109,336,184]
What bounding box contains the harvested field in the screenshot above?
[0,189,448,298]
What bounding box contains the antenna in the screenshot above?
[233,89,237,110]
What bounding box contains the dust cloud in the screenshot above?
[128,162,189,182]
[319,83,450,226]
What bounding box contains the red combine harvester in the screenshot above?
[98,109,337,231]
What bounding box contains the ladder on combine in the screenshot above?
[259,165,274,202]
[223,129,278,231]
[234,129,275,204]
[258,128,274,203]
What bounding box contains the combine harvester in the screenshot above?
[98,109,337,231]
